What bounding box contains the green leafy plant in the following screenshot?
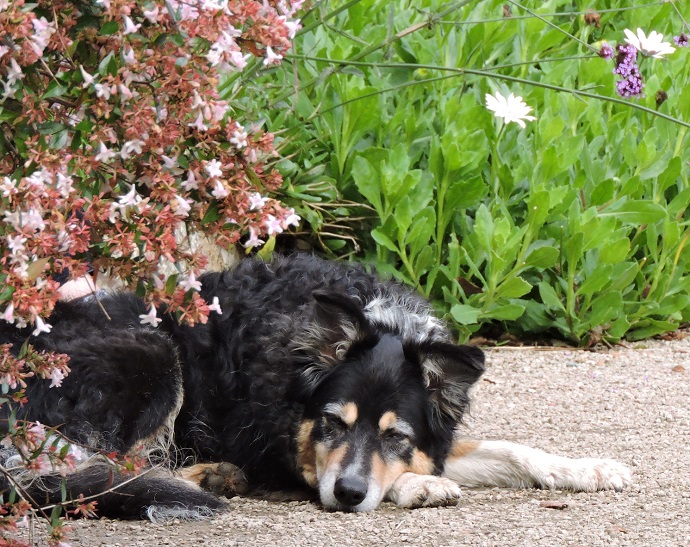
[243,0,690,345]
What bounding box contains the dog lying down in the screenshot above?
[0,254,631,520]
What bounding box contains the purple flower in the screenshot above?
[599,43,614,59]
[616,75,645,98]
[612,44,645,98]
[613,44,638,77]
[674,33,689,47]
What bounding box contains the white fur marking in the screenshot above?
[387,472,461,508]
[443,440,632,492]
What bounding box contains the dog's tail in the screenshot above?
[3,462,227,521]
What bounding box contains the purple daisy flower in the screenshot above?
[674,33,689,47]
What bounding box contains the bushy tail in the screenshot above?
[4,462,227,521]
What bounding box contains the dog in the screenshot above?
[0,254,631,520]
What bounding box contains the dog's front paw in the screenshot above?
[543,457,632,492]
[179,462,250,497]
[388,473,461,508]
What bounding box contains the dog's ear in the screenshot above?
[416,342,485,424]
[312,290,367,340]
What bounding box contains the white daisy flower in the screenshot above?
[485,92,536,128]
[624,28,675,58]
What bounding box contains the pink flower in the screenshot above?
[265,214,284,235]
[248,192,267,211]
[32,316,53,336]
[139,305,162,327]
[263,46,283,66]
[244,226,264,248]
[208,296,223,315]
[95,141,117,163]
[188,112,208,132]
[122,15,141,35]
[181,272,202,292]
[49,367,65,388]
[79,65,95,88]
[205,159,224,178]
[211,179,229,199]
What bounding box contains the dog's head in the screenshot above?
[295,290,484,511]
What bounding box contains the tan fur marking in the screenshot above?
[341,402,358,426]
[408,449,435,475]
[371,453,407,494]
[378,411,398,432]
[178,463,215,485]
[450,439,480,459]
[316,442,349,481]
[296,419,318,487]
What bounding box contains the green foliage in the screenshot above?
[236,0,690,345]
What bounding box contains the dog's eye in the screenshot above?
[322,413,348,433]
[382,430,410,445]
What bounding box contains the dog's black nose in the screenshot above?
[334,477,368,507]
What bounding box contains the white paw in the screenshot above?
[388,474,461,508]
[542,457,632,492]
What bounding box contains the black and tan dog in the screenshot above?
[0,254,631,519]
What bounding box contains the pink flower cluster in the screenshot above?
[0,0,302,331]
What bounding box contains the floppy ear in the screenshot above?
[312,290,367,335]
[417,342,485,423]
[296,291,369,397]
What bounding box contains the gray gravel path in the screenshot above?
[17,338,690,546]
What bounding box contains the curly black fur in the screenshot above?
[0,254,484,519]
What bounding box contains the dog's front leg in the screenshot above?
[386,473,461,508]
[178,462,250,497]
[443,440,632,492]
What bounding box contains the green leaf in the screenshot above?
[351,156,382,216]
[371,229,399,253]
[480,304,526,321]
[100,21,119,35]
[165,274,178,296]
[201,201,221,225]
[577,264,612,297]
[539,282,565,311]
[42,81,66,100]
[600,200,666,224]
[497,276,532,299]
[586,291,623,328]
[449,304,481,325]
[523,246,558,269]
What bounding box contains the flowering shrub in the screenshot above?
[1,0,301,329]
[1,0,301,543]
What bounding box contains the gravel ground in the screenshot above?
[15,337,690,546]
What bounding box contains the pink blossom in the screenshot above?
[181,272,202,292]
[95,141,117,163]
[244,226,264,248]
[248,192,268,210]
[139,305,162,327]
[143,6,160,23]
[205,159,224,178]
[211,179,229,199]
[183,170,199,191]
[263,46,283,66]
[281,209,301,228]
[32,316,53,336]
[208,296,223,315]
[188,111,209,132]
[122,15,141,35]
[120,139,145,159]
[265,214,284,235]
[79,65,95,88]
[49,367,65,388]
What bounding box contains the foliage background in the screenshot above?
[238,0,690,346]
